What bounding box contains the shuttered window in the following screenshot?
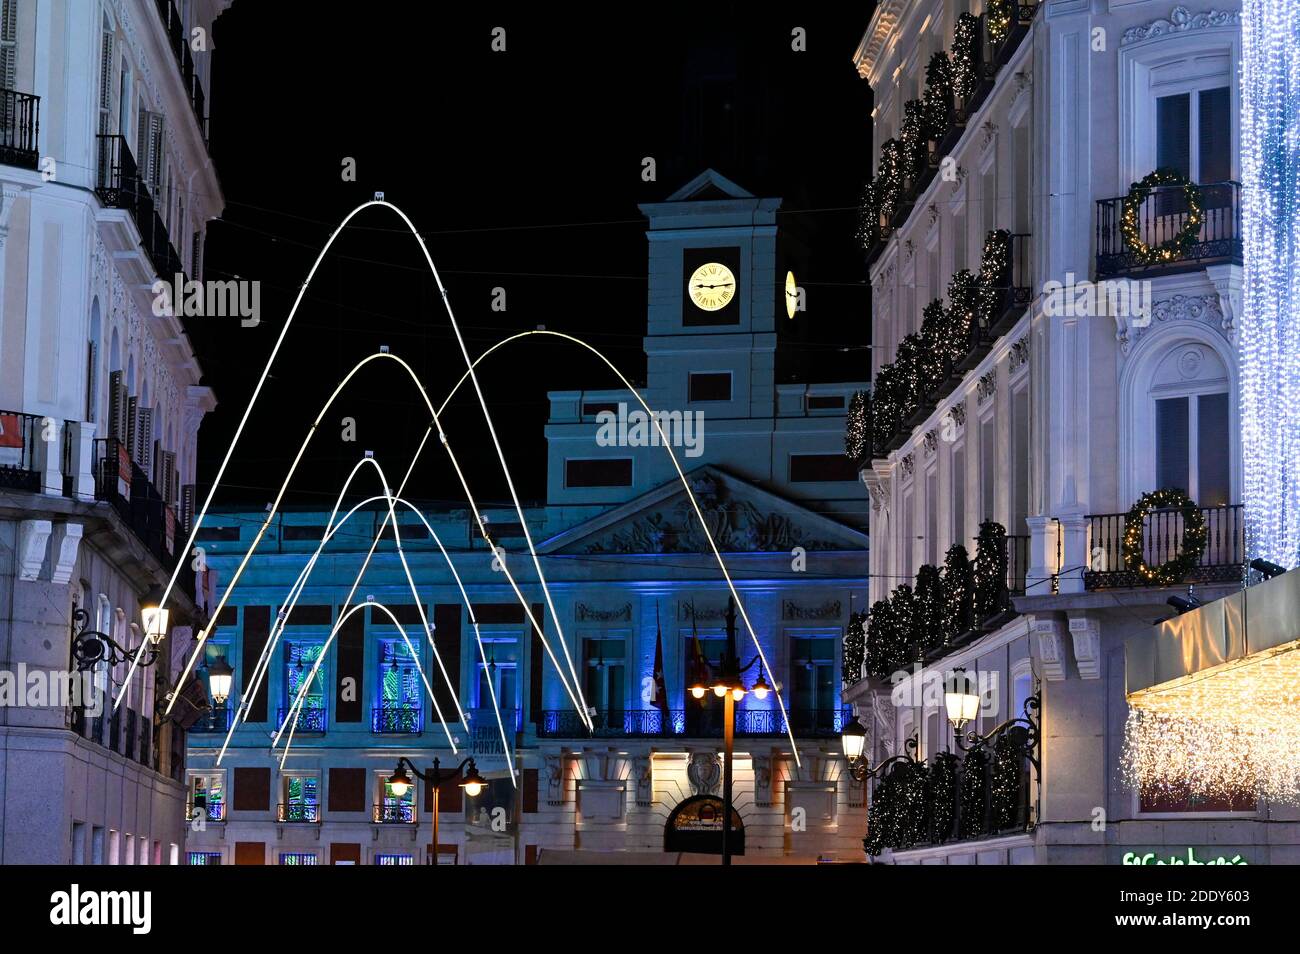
[0,0,17,91]
[1155,397,1190,493]
[1155,392,1229,505]
[1156,93,1191,177]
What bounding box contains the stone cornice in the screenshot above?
[852,0,908,84]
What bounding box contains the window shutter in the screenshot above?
[136,406,152,471]
[335,605,364,723]
[1156,93,1191,177]
[181,483,195,532]
[1155,396,1190,492]
[108,371,124,440]
[327,768,366,813]
[98,31,114,135]
[240,605,271,722]
[522,768,539,814]
[232,767,271,812]
[528,606,544,725]
[431,605,462,722]
[191,230,203,281]
[85,341,98,423]
[1198,87,1231,184]
[125,395,138,461]
[0,0,17,91]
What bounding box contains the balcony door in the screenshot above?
[475,636,519,718]
[789,635,837,734]
[1151,86,1233,231]
[582,636,625,731]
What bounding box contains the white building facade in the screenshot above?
[0,0,226,864]
[184,171,872,865]
[845,0,1299,864]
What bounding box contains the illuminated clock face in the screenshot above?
[785,270,799,319]
[688,262,737,311]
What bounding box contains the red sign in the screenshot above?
[0,413,23,449]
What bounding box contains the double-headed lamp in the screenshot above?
[207,655,234,707]
[140,585,170,640]
[750,671,771,700]
[841,719,867,763]
[460,760,487,797]
[944,668,981,731]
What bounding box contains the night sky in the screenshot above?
[191,2,875,509]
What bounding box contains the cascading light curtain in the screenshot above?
[1240,0,1300,569]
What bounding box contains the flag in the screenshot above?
[651,603,668,713]
[688,601,711,691]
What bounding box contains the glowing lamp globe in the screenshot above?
[387,764,413,799]
[841,719,867,763]
[207,655,234,707]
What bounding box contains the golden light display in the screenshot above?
[1122,638,1300,804]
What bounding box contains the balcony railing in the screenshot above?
[371,704,422,734]
[537,706,852,739]
[190,707,234,733]
[95,134,185,281]
[1083,502,1244,589]
[277,802,320,823]
[1096,180,1242,278]
[277,706,327,733]
[188,800,225,822]
[373,802,416,824]
[152,0,208,142]
[1006,533,1031,596]
[0,88,39,169]
[0,410,41,491]
[123,709,137,760]
[93,438,189,595]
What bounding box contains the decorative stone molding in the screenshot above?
[752,755,773,806]
[687,751,721,796]
[1119,293,1226,355]
[575,602,632,623]
[903,239,915,263]
[900,453,915,478]
[17,519,52,581]
[1032,617,1069,681]
[871,694,897,756]
[950,400,967,428]
[782,599,842,621]
[544,755,565,805]
[927,203,941,226]
[1011,70,1033,112]
[868,477,891,515]
[977,369,998,405]
[1206,265,1241,339]
[49,523,84,586]
[923,429,938,457]
[1009,335,1030,373]
[677,602,726,623]
[1069,617,1103,680]
[1122,6,1239,45]
[980,121,999,151]
[852,0,909,80]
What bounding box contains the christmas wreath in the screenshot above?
[1120,169,1204,266]
[1121,489,1207,586]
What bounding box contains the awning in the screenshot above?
[1123,569,1300,804]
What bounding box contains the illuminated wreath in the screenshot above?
[1121,489,1207,586]
[1120,169,1204,266]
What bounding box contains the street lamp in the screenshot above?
[385,756,485,864]
[140,584,171,642]
[943,668,981,733]
[206,656,234,707]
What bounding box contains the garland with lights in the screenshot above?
[978,228,1013,326]
[1121,169,1204,266]
[945,269,980,361]
[957,746,991,840]
[844,390,869,462]
[974,520,1010,622]
[951,13,981,107]
[986,0,1016,50]
[941,543,976,642]
[927,751,960,843]
[855,177,879,252]
[1121,488,1207,586]
[842,609,867,684]
[892,760,931,850]
[922,51,954,136]
[864,599,896,680]
[869,363,902,457]
[900,100,927,186]
[876,139,904,224]
[914,564,946,654]
[990,726,1031,831]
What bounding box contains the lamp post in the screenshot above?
[71,585,171,673]
[685,596,770,866]
[386,756,486,865]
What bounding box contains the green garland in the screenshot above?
[974,520,1010,622]
[991,727,1030,832]
[876,139,904,223]
[1121,488,1207,586]
[942,543,976,641]
[1121,169,1204,266]
[914,564,946,654]
[986,0,1016,49]
[842,609,867,684]
[958,746,990,840]
[951,13,981,104]
[945,269,980,362]
[843,390,869,462]
[922,51,953,136]
[855,177,879,251]
[978,228,1013,326]
[900,100,927,184]
[927,752,960,843]
[864,599,896,680]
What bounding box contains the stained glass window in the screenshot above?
[279,852,318,865]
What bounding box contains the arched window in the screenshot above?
[1149,342,1231,505]
[87,300,102,424]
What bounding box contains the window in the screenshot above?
[377,777,416,824]
[951,443,967,551]
[565,458,632,488]
[375,638,421,732]
[280,775,319,822]
[925,468,939,566]
[788,453,858,483]
[583,637,626,715]
[1155,393,1229,506]
[279,852,318,866]
[1156,87,1231,184]
[1011,387,1030,536]
[1140,781,1253,814]
[807,394,845,411]
[475,637,519,714]
[375,854,414,866]
[980,415,996,520]
[688,372,732,403]
[188,773,224,822]
[284,640,327,730]
[790,637,836,713]
[187,852,222,865]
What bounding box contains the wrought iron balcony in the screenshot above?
[93,438,190,596]
[152,0,208,142]
[190,707,234,733]
[277,706,327,733]
[1083,502,1244,589]
[371,704,422,734]
[123,709,137,760]
[536,706,852,739]
[94,134,186,282]
[1005,533,1032,596]
[1096,180,1242,278]
[0,409,41,491]
[188,800,224,823]
[0,88,39,169]
[277,802,320,823]
[373,802,416,824]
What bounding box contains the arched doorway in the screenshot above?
[663,794,744,856]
